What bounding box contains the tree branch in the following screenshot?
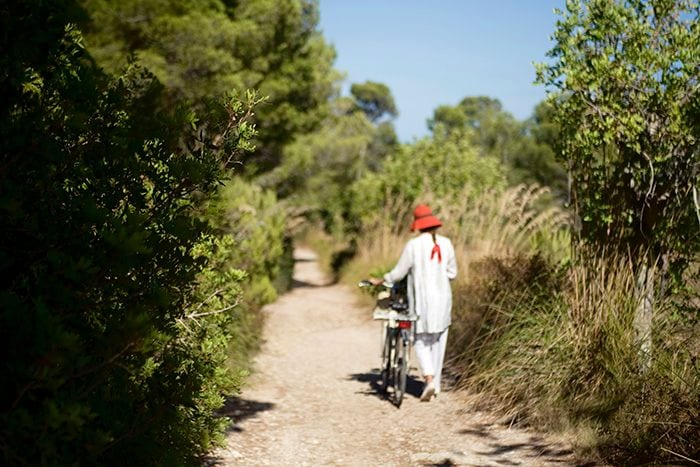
[693,185,700,227]
[185,301,239,320]
[190,288,226,313]
[660,447,700,465]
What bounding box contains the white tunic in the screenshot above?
[383,233,457,334]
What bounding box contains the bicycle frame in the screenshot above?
[359,279,417,407]
[380,318,413,352]
[379,316,414,407]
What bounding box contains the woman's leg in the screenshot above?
[414,332,441,401]
[413,332,437,379]
[432,328,449,393]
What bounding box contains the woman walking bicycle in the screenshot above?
[370,204,457,402]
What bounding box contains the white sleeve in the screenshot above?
[384,242,412,283]
[445,241,457,280]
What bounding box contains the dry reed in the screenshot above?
[345,184,698,463]
[347,184,569,287]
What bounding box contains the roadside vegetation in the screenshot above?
[336,2,699,464]
[2,0,697,465]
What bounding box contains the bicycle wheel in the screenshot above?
[393,331,409,407]
[380,327,394,392]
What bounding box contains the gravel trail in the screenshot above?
[210,248,580,466]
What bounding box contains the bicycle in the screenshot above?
[359,279,418,407]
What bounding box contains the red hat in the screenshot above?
[410,204,442,231]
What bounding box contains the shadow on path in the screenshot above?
[457,424,499,440]
[411,431,585,467]
[460,433,586,467]
[348,370,424,404]
[217,397,275,433]
[474,439,575,460]
[205,398,277,465]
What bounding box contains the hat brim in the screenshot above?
[411,216,442,231]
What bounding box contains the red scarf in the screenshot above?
[430,243,442,263]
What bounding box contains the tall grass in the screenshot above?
[343,195,415,280]
[564,252,649,413]
[451,243,699,462]
[343,184,569,283]
[345,184,699,464]
[433,184,570,260]
[565,253,699,463]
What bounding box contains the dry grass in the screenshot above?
[350,195,415,272]
[343,184,699,464]
[434,184,569,259]
[563,251,651,406]
[457,247,699,464]
[345,184,569,288]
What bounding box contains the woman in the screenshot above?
[371,204,457,401]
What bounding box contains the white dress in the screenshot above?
[383,232,457,334]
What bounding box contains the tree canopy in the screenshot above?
[81,0,338,172]
[259,85,399,234]
[429,96,567,195]
[350,80,398,122]
[537,0,700,269]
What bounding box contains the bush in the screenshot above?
[202,177,293,369]
[350,130,507,229]
[603,350,700,464]
[453,250,700,464]
[0,4,258,464]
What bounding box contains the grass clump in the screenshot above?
[455,248,699,464]
[346,185,699,464]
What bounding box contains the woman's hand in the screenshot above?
[369,277,384,286]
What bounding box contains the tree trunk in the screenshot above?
[634,263,654,371]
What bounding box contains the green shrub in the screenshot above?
[202,177,292,369]
[0,4,258,464]
[603,348,700,464]
[350,130,507,228]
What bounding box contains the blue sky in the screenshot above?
[318,0,564,142]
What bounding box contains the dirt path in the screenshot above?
[210,248,580,466]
